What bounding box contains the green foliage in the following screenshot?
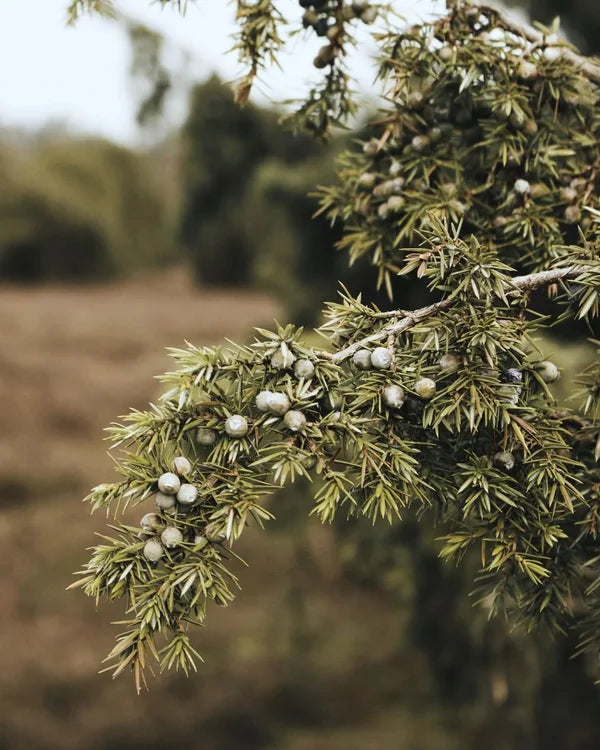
[72,0,600,689]
[0,136,175,281]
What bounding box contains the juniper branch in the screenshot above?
[324,265,593,364]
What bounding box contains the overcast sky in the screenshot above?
[0,0,449,144]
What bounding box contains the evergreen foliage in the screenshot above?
[69,0,600,689]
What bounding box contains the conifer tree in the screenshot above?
[68,0,600,691]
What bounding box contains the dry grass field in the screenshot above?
[1,269,597,750]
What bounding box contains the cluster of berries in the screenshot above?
[299,1,377,68]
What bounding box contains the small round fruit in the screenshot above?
[294,359,315,379]
[387,195,405,212]
[155,491,176,511]
[196,427,217,446]
[177,483,198,506]
[271,346,296,369]
[414,377,437,399]
[543,45,562,62]
[284,410,307,432]
[314,18,329,36]
[382,384,405,409]
[225,415,249,438]
[412,135,430,152]
[301,454,317,470]
[537,361,559,383]
[407,91,424,109]
[513,178,531,196]
[173,456,192,477]
[363,138,380,156]
[389,161,402,178]
[564,205,582,224]
[493,451,515,471]
[161,526,183,549]
[500,368,523,384]
[389,177,405,194]
[438,45,454,62]
[266,392,291,416]
[140,512,161,531]
[193,534,208,549]
[255,390,273,412]
[143,539,164,563]
[302,9,319,27]
[360,6,377,23]
[358,172,377,189]
[353,349,372,370]
[371,347,392,369]
[518,59,538,80]
[377,202,391,220]
[157,472,180,495]
[439,353,460,373]
[560,187,578,204]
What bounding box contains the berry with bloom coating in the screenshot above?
[158,472,180,495]
[193,534,208,549]
[155,491,176,510]
[196,427,217,446]
[560,187,578,204]
[357,172,377,189]
[225,415,249,438]
[439,353,460,373]
[371,347,392,369]
[143,539,164,562]
[294,359,315,379]
[537,361,559,383]
[255,391,273,412]
[387,196,405,212]
[161,526,183,549]
[414,377,437,399]
[412,135,430,152]
[177,483,198,506]
[438,45,454,62]
[564,205,582,224]
[493,451,515,471]
[389,161,402,177]
[513,178,531,196]
[284,410,307,432]
[173,456,191,477]
[140,513,161,531]
[266,392,291,416]
[363,138,380,156]
[271,345,296,369]
[353,349,372,370]
[500,368,523,384]
[382,384,405,409]
[518,59,538,80]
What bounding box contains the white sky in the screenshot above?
[0,0,446,144]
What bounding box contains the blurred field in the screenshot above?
[1,269,598,750]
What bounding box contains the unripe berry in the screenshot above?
[173,456,192,477]
[155,491,176,510]
[177,483,198,506]
[358,172,377,189]
[439,353,460,373]
[389,161,402,178]
[373,181,393,198]
[360,6,377,24]
[161,526,183,549]
[429,126,442,143]
[157,472,180,495]
[143,539,164,562]
[564,205,581,224]
[284,410,307,432]
[302,9,319,27]
[363,138,380,156]
[225,415,249,438]
[389,177,405,194]
[196,427,217,446]
[387,196,405,212]
[518,59,538,80]
[493,451,515,471]
[537,361,559,383]
[271,345,296,369]
[295,359,315,379]
[194,534,208,549]
[377,202,391,220]
[382,384,405,409]
[371,347,392,369]
[501,368,523,384]
[411,135,430,152]
[523,119,538,136]
[414,377,437,399]
[140,512,161,531]
[560,187,578,204]
[301,453,318,470]
[407,91,424,109]
[255,390,273,412]
[327,24,340,41]
[438,45,454,62]
[513,178,531,196]
[266,392,291,416]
